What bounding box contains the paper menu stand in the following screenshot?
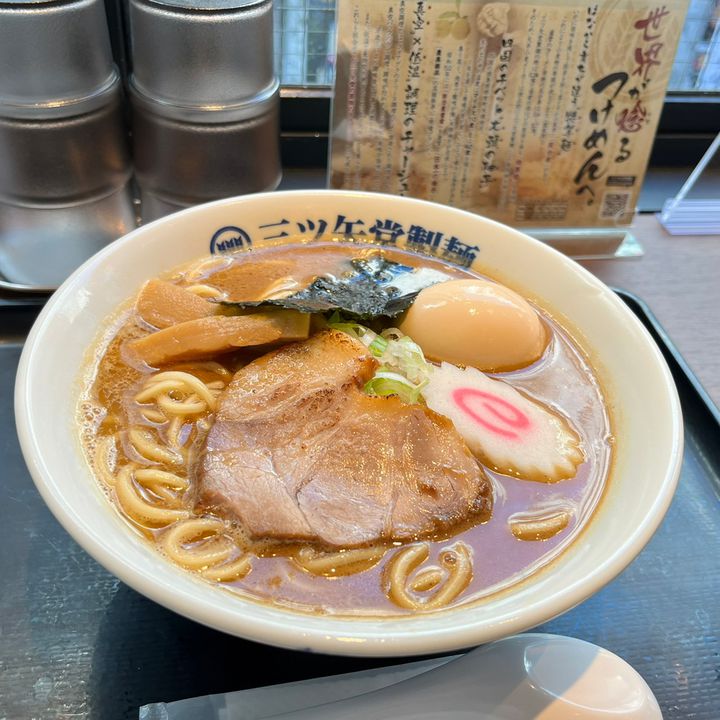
[328,0,688,259]
[658,131,720,235]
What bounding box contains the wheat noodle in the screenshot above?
[387,542,473,610]
[294,545,387,576]
[161,518,251,581]
[115,464,189,526]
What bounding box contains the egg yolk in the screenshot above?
[399,279,548,372]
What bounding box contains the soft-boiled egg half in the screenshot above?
[399,279,548,372]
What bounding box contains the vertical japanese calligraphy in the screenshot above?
[399,1,426,194]
[330,0,687,228]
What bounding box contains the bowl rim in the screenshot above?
[14,189,684,656]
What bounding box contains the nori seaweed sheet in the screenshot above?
[216,255,450,319]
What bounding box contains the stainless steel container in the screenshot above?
[131,81,281,221]
[0,183,137,290]
[0,81,131,204]
[129,0,274,107]
[0,0,135,290]
[0,0,116,118]
[135,188,198,222]
[136,175,277,223]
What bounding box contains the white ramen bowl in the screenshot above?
[15,190,683,657]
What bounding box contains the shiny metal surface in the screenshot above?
[0,0,133,294]
[0,183,137,290]
[0,0,116,119]
[131,89,281,216]
[129,75,279,123]
[137,177,280,223]
[129,0,273,107]
[135,189,196,223]
[0,79,131,203]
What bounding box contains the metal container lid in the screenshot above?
[129,76,279,123]
[0,0,116,119]
[128,0,274,108]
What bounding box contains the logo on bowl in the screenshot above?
[210,226,252,254]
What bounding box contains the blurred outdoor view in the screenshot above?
[274,0,720,91]
[274,0,335,85]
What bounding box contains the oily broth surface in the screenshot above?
[79,240,612,616]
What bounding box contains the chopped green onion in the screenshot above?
[368,335,389,357]
[329,321,366,339]
[327,316,379,348]
[379,335,432,385]
[329,317,434,404]
[364,370,425,404]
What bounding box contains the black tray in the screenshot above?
[1,291,718,720]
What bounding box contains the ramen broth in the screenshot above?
[79,241,612,616]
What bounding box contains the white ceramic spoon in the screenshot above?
[260,634,663,719]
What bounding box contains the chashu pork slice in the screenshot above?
[198,330,492,548]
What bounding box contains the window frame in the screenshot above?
[651,94,720,166]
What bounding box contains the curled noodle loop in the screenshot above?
[129,426,185,465]
[133,372,226,452]
[115,464,190,526]
[386,542,473,610]
[136,371,218,414]
[94,435,118,487]
[294,545,387,576]
[160,518,252,582]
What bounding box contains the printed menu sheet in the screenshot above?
[329,0,687,227]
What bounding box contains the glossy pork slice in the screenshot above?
[198,330,492,547]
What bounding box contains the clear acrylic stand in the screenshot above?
[658,131,720,235]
